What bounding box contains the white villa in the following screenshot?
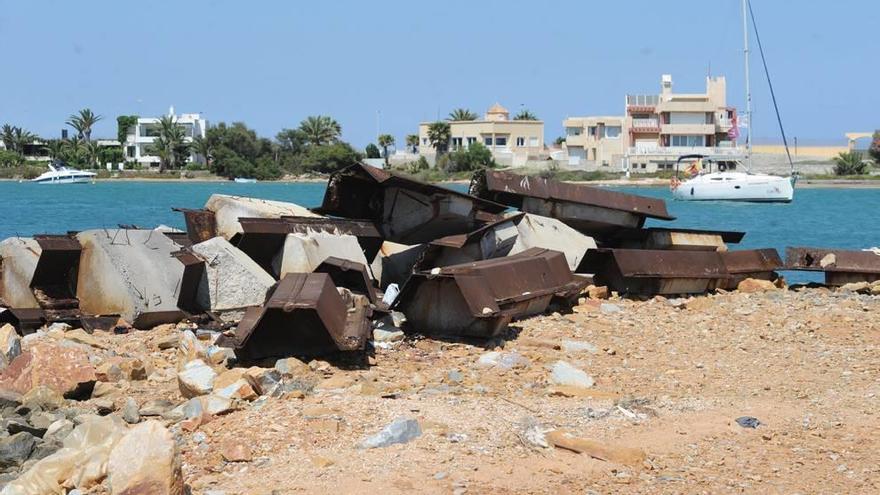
[123,107,208,167]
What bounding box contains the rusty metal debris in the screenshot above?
[469,170,674,237]
[30,235,82,310]
[785,247,880,286]
[220,273,372,361]
[173,208,217,244]
[393,248,587,338]
[717,248,783,290]
[317,163,507,244]
[604,227,744,251]
[579,248,729,295]
[314,257,378,306]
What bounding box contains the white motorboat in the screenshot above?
[671,155,794,202]
[671,0,796,203]
[233,177,257,184]
[31,161,96,184]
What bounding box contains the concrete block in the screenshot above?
[0,238,40,308]
[272,232,369,278]
[76,229,185,328]
[189,237,275,311]
[510,214,597,271]
[204,194,320,240]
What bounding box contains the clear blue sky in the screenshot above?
[0,0,876,147]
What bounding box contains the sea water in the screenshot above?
[1,181,877,283]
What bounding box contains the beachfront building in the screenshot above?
[564,75,744,172]
[123,107,208,168]
[417,104,544,167]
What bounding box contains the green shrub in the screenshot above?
[833,151,870,176]
[0,149,23,167]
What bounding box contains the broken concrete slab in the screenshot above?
[0,237,42,309]
[204,194,321,241]
[317,163,507,244]
[272,232,369,279]
[370,241,427,291]
[415,216,520,271]
[76,229,185,329]
[394,248,587,338]
[219,273,372,361]
[180,236,275,312]
[509,214,597,271]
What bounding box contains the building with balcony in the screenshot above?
[123,107,208,167]
[417,103,544,167]
[564,75,744,172]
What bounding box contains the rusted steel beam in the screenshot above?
[604,227,744,251]
[314,257,378,306]
[393,248,587,338]
[469,170,674,237]
[716,248,783,290]
[220,273,372,361]
[171,250,207,314]
[172,208,218,244]
[315,163,508,244]
[578,248,729,295]
[785,247,880,286]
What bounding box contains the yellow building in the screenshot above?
[417,104,544,166]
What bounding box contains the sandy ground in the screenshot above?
[46,286,878,494]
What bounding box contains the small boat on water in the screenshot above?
[31,160,96,184]
[671,155,794,203]
[234,177,257,184]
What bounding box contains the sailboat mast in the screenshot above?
[742,0,752,171]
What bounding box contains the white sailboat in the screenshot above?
[30,160,97,184]
[672,0,796,203]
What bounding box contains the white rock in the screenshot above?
[373,329,405,343]
[561,340,598,354]
[0,323,21,370]
[177,359,216,398]
[107,420,183,495]
[359,417,422,449]
[550,360,594,389]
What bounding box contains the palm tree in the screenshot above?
[62,136,86,166]
[405,134,419,154]
[192,135,212,168]
[46,139,65,160]
[298,115,341,146]
[148,115,189,173]
[377,134,395,166]
[66,108,103,142]
[833,151,869,176]
[1,124,17,152]
[513,109,538,121]
[13,128,36,155]
[427,121,451,156]
[84,141,101,169]
[448,108,478,121]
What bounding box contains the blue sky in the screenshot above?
[0,0,876,147]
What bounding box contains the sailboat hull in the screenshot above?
[672,172,793,203]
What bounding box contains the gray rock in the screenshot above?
[600,303,622,314]
[0,324,21,370]
[561,340,599,354]
[359,417,422,449]
[122,397,140,424]
[177,397,204,420]
[373,328,405,343]
[550,360,594,389]
[139,399,175,417]
[43,419,74,444]
[177,358,217,398]
[476,351,530,370]
[6,419,46,438]
[0,391,22,410]
[447,370,464,383]
[0,432,36,469]
[45,322,72,333]
[29,439,61,460]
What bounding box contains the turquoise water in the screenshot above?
[1,181,877,283]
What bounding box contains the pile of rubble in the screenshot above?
[0,163,878,492]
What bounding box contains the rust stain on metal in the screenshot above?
[579,248,729,295]
[171,249,207,313]
[315,163,508,244]
[469,170,674,236]
[314,257,378,306]
[31,235,82,310]
[237,216,383,261]
[716,248,782,290]
[173,208,217,244]
[223,273,372,361]
[606,227,744,250]
[785,246,880,286]
[393,248,587,338]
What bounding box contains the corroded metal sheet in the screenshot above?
[237,216,383,262]
[579,248,729,295]
[469,170,674,236]
[314,257,378,306]
[173,208,217,244]
[606,227,744,251]
[716,248,783,290]
[223,273,372,361]
[316,163,508,244]
[393,248,587,338]
[785,246,880,286]
[31,235,81,310]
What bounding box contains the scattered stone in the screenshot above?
[360,417,422,449]
[177,359,217,398]
[108,420,183,495]
[139,399,175,417]
[155,334,180,350]
[600,303,622,314]
[122,397,140,424]
[21,385,65,411]
[446,370,464,383]
[274,357,311,378]
[0,323,22,370]
[310,455,335,468]
[550,361,594,389]
[737,278,778,293]
[587,285,609,300]
[735,416,761,428]
[220,442,253,462]
[561,340,599,354]
[0,341,97,399]
[94,398,116,415]
[6,418,47,438]
[214,378,259,401]
[839,281,871,294]
[0,389,23,409]
[63,328,108,349]
[43,419,74,443]
[476,351,530,370]
[201,395,235,415]
[373,328,405,343]
[45,322,71,333]
[0,432,36,469]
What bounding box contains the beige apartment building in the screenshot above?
[564,75,743,172]
[417,104,544,166]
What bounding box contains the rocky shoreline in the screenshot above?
[0,281,877,494]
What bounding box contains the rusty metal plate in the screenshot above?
[785,247,880,274]
[721,249,783,274]
[314,257,378,306]
[315,163,508,244]
[393,248,587,338]
[470,170,674,221]
[606,227,745,246]
[579,248,729,295]
[171,250,207,313]
[227,273,371,361]
[173,208,217,244]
